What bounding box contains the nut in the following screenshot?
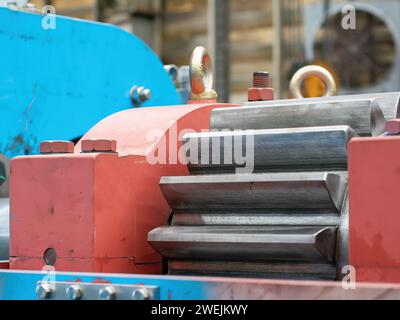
[40,141,74,154]
[81,139,117,153]
[248,87,274,102]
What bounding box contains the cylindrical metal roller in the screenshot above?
[160,172,348,214]
[148,225,338,264]
[243,92,400,122]
[210,99,385,136]
[0,198,9,260]
[182,126,356,174]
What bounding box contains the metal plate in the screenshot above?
[0,8,180,157]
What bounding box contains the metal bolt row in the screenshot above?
[36,283,150,300]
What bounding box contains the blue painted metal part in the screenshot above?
[0,8,180,157]
[0,270,209,300]
[1,270,399,300]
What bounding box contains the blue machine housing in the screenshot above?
[0,7,180,158]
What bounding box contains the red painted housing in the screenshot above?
[349,136,400,283]
[10,103,233,274]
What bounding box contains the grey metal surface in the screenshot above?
[160,172,347,214]
[0,198,9,260]
[168,260,336,280]
[0,154,9,197]
[147,94,372,280]
[243,92,400,120]
[210,99,385,136]
[36,281,159,300]
[208,0,230,102]
[183,126,356,174]
[172,213,340,226]
[148,225,338,263]
[336,191,349,280]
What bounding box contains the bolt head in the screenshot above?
[130,85,152,107]
[65,285,82,300]
[138,88,152,102]
[132,288,150,300]
[36,283,53,300]
[248,87,274,102]
[98,286,116,300]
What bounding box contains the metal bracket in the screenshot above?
[36,281,159,300]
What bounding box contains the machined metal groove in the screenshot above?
[182,126,356,174]
[160,172,348,214]
[210,99,385,136]
[336,191,349,280]
[168,260,337,280]
[172,213,341,226]
[148,225,338,263]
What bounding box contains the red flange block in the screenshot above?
[349,136,400,283]
[81,139,117,152]
[40,141,74,154]
[248,87,274,102]
[10,103,235,274]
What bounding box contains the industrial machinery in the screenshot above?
[0,6,181,262]
[3,82,400,298]
[3,5,400,300]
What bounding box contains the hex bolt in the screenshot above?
[253,71,269,88]
[131,288,151,300]
[36,283,53,300]
[130,85,152,107]
[98,286,116,300]
[65,285,83,300]
[138,88,152,102]
[81,139,117,153]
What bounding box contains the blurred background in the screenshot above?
[29,0,400,103]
